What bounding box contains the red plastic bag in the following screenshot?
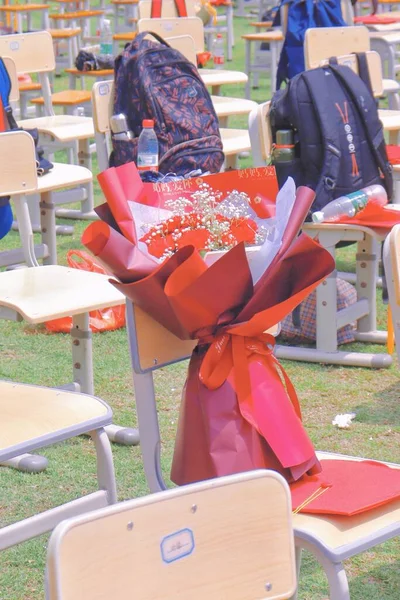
[45,250,126,333]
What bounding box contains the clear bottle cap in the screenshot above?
[142,119,154,128]
[311,211,324,224]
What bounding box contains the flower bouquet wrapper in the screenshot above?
[82,165,335,484]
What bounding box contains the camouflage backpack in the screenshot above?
[111,31,224,175]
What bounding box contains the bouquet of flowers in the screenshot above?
[83,163,335,485]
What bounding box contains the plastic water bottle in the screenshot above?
[99,19,113,63]
[137,119,159,172]
[213,33,225,69]
[312,184,388,223]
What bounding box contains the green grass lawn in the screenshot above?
[0,10,400,600]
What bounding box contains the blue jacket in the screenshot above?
[275,0,347,89]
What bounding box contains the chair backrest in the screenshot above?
[138,16,205,51]
[0,130,38,195]
[341,0,355,25]
[138,0,196,18]
[3,56,19,103]
[126,302,197,374]
[304,26,370,69]
[318,50,384,97]
[0,31,55,74]
[248,101,271,167]
[0,31,55,116]
[383,222,400,353]
[163,34,197,64]
[91,80,114,171]
[46,469,297,600]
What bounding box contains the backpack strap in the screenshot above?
[355,52,374,97]
[328,61,393,200]
[151,0,188,17]
[298,69,343,199]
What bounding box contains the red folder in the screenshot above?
[291,459,400,516]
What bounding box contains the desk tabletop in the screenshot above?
[241,30,283,42]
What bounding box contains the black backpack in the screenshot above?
[269,54,393,215]
[111,31,224,175]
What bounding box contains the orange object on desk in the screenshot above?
[354,14,398,24]
[386,144,400,165]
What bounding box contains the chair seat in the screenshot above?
[31,90,92,106]
[212,95,257,117]
[36,162,92,194]
[378,109,400,132]
[220,128,251,155]
[0,381,112,461]
[17,115,94,141]
[0,265,125,323]
[19,82,42,92]
[47,27,82,39]
[383,78,400,93]
[294,452,400,561]
[201,69,248,87]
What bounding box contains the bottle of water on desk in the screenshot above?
[98,19,113,64]
[137,119,159,172]
[311,184,388,223]
[213,33,225,70]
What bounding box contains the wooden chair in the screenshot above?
[0,380,117,549]
[122,301,400,600]
[0,32,96,221]
[46,469,296,600]
[0,30,93,117]
[0,3,49,33]
[0,128,92,268]
[139,0,234,60]
[92,79,251,171]
[112,0,138,34]
[248,98,392,369]
[48,27,82,73]
[0,264,139,472]
[241,29,284,97]
[136,16,248,95]
[49,9,105,46]
[304,25,400,110]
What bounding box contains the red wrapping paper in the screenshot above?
[83,163,335,484]
[291,459,400,516]
[337,202,400,232]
